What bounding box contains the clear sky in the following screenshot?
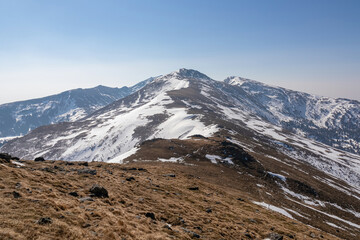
[0,0,359,103]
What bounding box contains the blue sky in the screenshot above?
[0,0,359,103]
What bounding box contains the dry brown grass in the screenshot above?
[0,158,341,240]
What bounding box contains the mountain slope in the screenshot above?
[0,159,341,240]
[0,78,153,141]
[225,76,360,155]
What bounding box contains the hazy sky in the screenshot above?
[0,0,359,104]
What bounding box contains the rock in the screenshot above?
[145,212,156,220]
[268,233,283,240]
[11,157,20,161]
[237,197,245,201]
[79,197,94,202]
[69,192,79,197]
[126,177,135,181]
[310,232,316,238]
[0,153,11,163]
[206,208,212,213]
[89,184,109,198]
[244,233,252,238]
[191,233,201,239]
[34,157,45,162]
[137,168,146,171]
[41,167,55,173]
[53,165,65,171]
[65,162,75,166]
[82,223,91,228]
[163,174,176,178]
[77,168,97,175]
[12,191,21,198]
[188,187,199,191]
[37,217,52,225]
[78,162,88,166]
[15,182,22,189]
[163,224,172,230]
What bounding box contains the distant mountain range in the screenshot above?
[0,77,154,143]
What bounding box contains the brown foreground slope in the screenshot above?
[0,157,340,240]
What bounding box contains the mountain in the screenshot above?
[2,69,360,238]
[0,77,154,142]
[225,76,360,155]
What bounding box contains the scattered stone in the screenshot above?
[41,167,55,173]
[188,187,199,191]
[268,233,283,240]
[34,157,45,162]
[310,232,316,238]
[0,153,11,163]
[77,168,97,175]
[129,167,137,170]
[89,184,109,198]
[78,162,89,166]
[69,192,79,197]
[145,212,156,220]
[191,233,201,239]
[65,162,75,166]
[163,224,172,230]
[206,208,212,213]
[12,191,21,198]
[244,233,252,238]
[82,223,91,228]
[15,182,22,189]
[237,197,245,201]
[163,174,176,178]
[126,177,135,181]
[37,217,52,225]
[79,197,94,202]
[194,226,202,231]
[137,168,146,171]
[181,227,200,238]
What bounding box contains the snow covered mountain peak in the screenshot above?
[169,68,212,81]
[224,76,255,86]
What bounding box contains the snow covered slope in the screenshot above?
[0,78,153,139]
[225,76,360,155]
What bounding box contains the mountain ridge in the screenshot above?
[0,77,154,142]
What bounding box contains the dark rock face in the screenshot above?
[34,157,45,162]
[37,217,52,225]
[89,184,109,198]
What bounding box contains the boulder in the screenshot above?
[37,217,52,225]
[34,157,45,162]
[89,184,108,198]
